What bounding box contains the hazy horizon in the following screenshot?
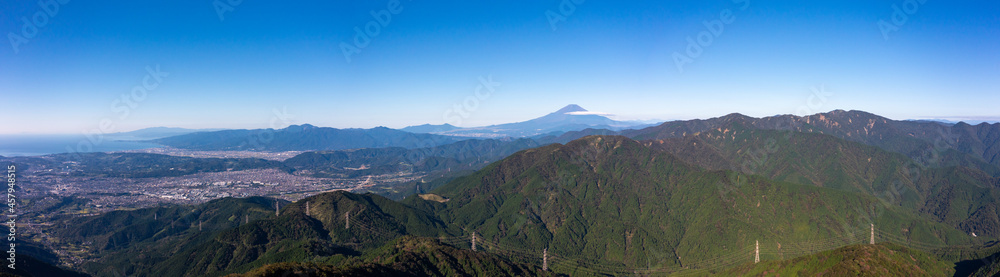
[2,107,999,135]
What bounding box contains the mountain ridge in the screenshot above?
[409,104,654,138]
[624,109,1000,168]
[152,125,460,151]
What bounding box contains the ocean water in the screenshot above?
[0,135,162,157]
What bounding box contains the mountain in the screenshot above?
[424,135,976,273]
[626,110,1000,168]
[429,104,653,138]
[152,105,651,150]
[39,191,457,277]
[399,123,461,134]
[108,127,226,140]
[141,191,456,277]
[153,124,460,151]
[228,236,559,277]
[533,128,619,145]
[34,196,285,276]
[640,120,1000,238]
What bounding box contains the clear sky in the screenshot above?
[2,0,998,134]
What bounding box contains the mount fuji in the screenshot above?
[402,104,655,138]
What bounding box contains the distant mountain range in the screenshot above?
[400,123,462,134]
[402,104,655,138]
[131,107,1000,157]
[149,105,651,151]
[624,110,1000,167]
[907,118,1000,125]
[153,124,460,151]
[108,127,227,140]
[148,107,999,164]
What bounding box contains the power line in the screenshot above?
[326,206,990,276]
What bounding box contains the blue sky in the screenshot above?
[2,0,998,134]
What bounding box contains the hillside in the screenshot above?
[426,135,976,273]
[43,197,285,276]
[643,120,1000,238]
[226,236,560,277]
[139,191,457,277]
[0,255,90,277]
[0,240,89,277]
[533,128,619,145]
[724,243,954,276]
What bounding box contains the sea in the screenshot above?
[0,135,162,157]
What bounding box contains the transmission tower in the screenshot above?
[754,240,760,264]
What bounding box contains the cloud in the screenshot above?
[566,111,614,116]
